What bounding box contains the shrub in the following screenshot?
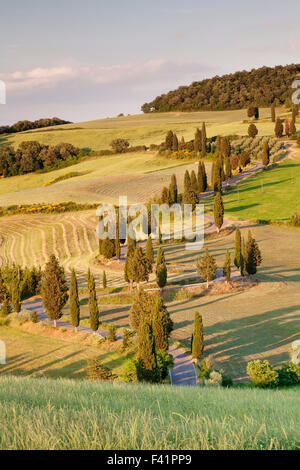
[120,359,138,382]
[222,374,233,387]
[89,333,105,346]
[277,362,300,386]
[204,370,223,386]
[121,328,132,350]
[110,139,130,154]
[107,325,117,342]
[157,350,174,380]
[11,310,32,324]
[247,360,279,388]
[30,311,39,323]
[86,358,116,381]
[290,213,300,227]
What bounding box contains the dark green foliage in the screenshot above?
[277,362,300,386]
[172,133,178,152]
[0,275,8,304]
[30,311,39,323]
[136,321,160,383]
[107,325,117,342]
[225,157,232,180]
[194,128,201,154]
[240,238,247,276]
[121,328,132,351]
[99,238,116,260]
[182,189,198,211]
[102,270,107,289]
[142,64,300,112]
[124,238,136,290]
[11,281,21,313]
[41,255,68,327]
[151,295,173,350]
[197,162,204,192]
[213,192,224,233]
[190,170,198,193]
[275,118,283,138]
[245,231,262,274]
[161,186,170,204]
[129,289,152,330]
[146,235,154,266]
[110,138,130,153]
[290,119,296,136]
[196,248,217,288]
[131,247,150,287]
[262,141,270,167]
[234,228,242,268]
[248,123,258,138]
[156,262,167,289]
[0,295,12,317]
[156,247,165,265]
[169,174,178,203]
[88,273,99,332]
[201,122,207,157]
[165,131,174,150]
[70,269,80,330]
[86,358,115,381]
[192,311,204,360]
[223,250,231,282]
[184,170,191,193]
[156,350,174,380]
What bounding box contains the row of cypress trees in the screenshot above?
[234,228,262,276]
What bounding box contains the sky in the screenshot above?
[1,0,300,125]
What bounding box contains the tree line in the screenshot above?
[141,63,300,112]
[0,117,71,135]
[0,141,80,177]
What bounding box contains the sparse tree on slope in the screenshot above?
[234,228,242,268]
[192,311,204,360]
[214,191,224,233]
[89,273,99,332]
[223,250,231,283]
[70,269,80,331]
[42,255,68,328]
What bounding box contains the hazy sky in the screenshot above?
[1,0,300,124]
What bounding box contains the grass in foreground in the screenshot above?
[0,376,299,450]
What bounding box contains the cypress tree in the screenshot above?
[240,238,247,276]
[184,170,191,193]
[11,281,21,313]
[172,133,178,152]
[271,102,276,122]
[290,119,296,136]
[225,156,232,180]
[202,162,208,190]
[102,270,107,289]
[165,130,173,150]
[248,123,258,138]
[151,295,173,351]
[190,170,198,193]
[192,311,204,360]
[194,128,202,154]
[213,191,224,233]
[1,294,12,317]
[285,119,290,136]
[115,234,121,260]
[262,140,270,167]
[161,186,170,204]
[88,273,99,331]
[220,137,230,158]
[216,135,221,156]
[131,247,150,289]
[275,118,283,138]
[124,246,135,292]
[234,227,242,268]
[146,235,154,266]
[41,255,68,328]
[179,136,185,151]
[201,122,207,157]
[129,288,152,330]
[156,247,165,265]
[156,260,167,289]
[136,321,160,383]
[158,226,162,245]
[223,250,231,283]
[196,248,217,288]
[197,162,204,192]
[70,269,80,331]
[169,174,178,203]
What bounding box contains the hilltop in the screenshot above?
[141,63,300,113]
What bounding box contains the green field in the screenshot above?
[219,160,300,221]
[0,376,298,450]
[0,107,289,151]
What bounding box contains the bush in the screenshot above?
[30,311,39,323]
[290,213,300,227]
[120,359,138,382]
[222,374,233,387]
[204,370,223,386]
[11,310,32,325]
[86,358,116,381]
[121,328,132,351]
[277,362,300,386]
[89,333,105,346]
[107,325,117,342]
[110,139,130,154]
[157,349,174,380]
[247,360,279,388]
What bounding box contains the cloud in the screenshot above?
[0,60,214,95]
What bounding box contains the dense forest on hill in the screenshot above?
[141,64,300,113]
[0,117,71,135]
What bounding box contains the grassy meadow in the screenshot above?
[0,376,298,450]
[0,107,289,151]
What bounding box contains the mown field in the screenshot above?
[0,107,289,151]
[0,376,298,450]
